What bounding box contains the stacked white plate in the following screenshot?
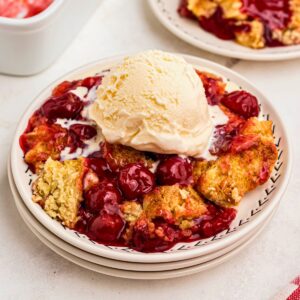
[8,54,292,280]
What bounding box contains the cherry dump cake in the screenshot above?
[19,51,277,252]
[178,0,300,49]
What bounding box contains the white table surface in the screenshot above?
[0,1,299,299]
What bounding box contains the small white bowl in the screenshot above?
[148,0,300,61]
[0,0,101,75]
[11,53,292,263]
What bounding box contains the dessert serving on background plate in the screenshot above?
[178,0,300,49]
[19,50,278,253]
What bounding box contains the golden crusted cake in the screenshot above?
[32,158,85,228]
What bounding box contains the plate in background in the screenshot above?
[148,0,300,61]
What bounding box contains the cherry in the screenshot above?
[75,207,93,234]
[230,135,259,153]
[199,7,236,40]
[86,158,111,178]
[259,162,270,184]
[118,163,155,199]
[156,156,193,186]
[41,93,84,120]
[69,124,97,140]
[200,75,225,105]
[84,182,121,214]
[221,91,260,119]
[87,212,125,242]
[200,205,236,238]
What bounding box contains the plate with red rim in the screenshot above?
[8,159,279,271]
[10,53,291,263]
[148,0,300,61]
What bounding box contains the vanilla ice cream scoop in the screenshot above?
[90,50,213,156]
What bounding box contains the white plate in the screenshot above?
[21,207,276,280]
[148,0,300,61]
[8,161,278,272]
[11,54,291,263]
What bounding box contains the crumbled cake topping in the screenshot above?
[32,158,85,228]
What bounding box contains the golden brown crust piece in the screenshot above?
[143,185,207,229]
[193,118,277,207]
[21,124,68,173]
[101,142,154,171]
[32,158,85,228]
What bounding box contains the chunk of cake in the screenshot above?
[143,185,207,229]
[32,158,86,228]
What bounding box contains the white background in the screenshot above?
[0,1,300,299]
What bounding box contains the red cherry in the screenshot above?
[200,206,236,238]
[156,156,193,186]
[259,162,270,184]
[41,93,83,120]
[118,163,155,199]
[88,212,125,242]
[199,7,236,40]
[69,124,97,140]
[86,158,111,178]
[84,182,121,214]
[75,207,93,234]
[221,91,260,119]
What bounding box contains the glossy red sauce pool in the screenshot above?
[0,0,53,19]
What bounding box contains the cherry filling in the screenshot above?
[210,125,238,156]
[87,211,125,243]
[68,124,97,148]
[41,93,84,121]
[52,76,102,97]
[84,182,121,214]
[86,157,112,178]
[221,91,260,119]
[192,204,237,239]
[132,220,180,252]
[131,203,237,252]
[80,76,103,89]
[118,163,155,199]
[196,71,226,105]
[241,0,291,31]
[199,7,236,40]
[156,156,193,186]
